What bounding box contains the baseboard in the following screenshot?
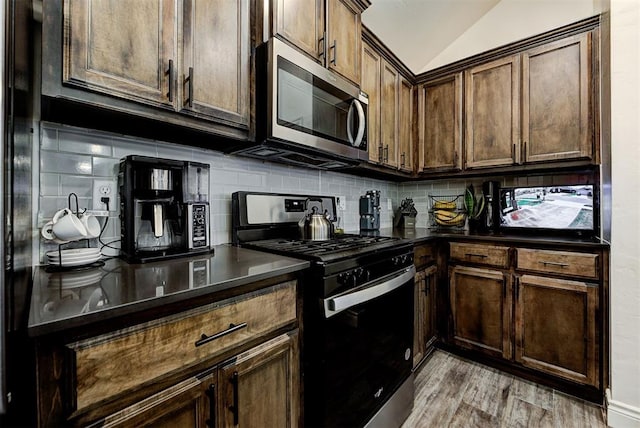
[607,389,640,427]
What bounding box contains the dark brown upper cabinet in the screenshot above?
[271,0,369,85]
[465,55,522,169]
[180,0,250,126]
[464,32,595,170]
[417,73,463,172]
[43,0,251,143]
[522,32,593,163]
[361,41,382,164]
[64,0,178,110]
[361,40,415,172]
[398,77,415,173]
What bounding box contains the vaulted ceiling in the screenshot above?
[362,0,500,73]
[361,0,604,75]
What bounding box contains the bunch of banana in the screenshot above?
[434,209,466,226]
[433,199,457,210]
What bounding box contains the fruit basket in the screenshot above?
[428,195,466,229]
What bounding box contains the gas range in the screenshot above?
[232,191,415,428]
[241,234,407,263]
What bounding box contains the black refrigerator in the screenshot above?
[2,0,39,423]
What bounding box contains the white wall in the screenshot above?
[420,0,604,73]
[608,0,640,425]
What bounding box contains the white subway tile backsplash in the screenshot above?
[58,130,113,156]
[38,121,489,258]
[40,173,60,196]
[41,127,58,150]
[61,175,93,197]
[92,157,119,177]
[41,151,92,175]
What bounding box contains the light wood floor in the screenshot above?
[402,350,607,428]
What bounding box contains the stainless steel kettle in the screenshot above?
[298,198,333,240]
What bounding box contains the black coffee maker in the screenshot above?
[119,155,210,262]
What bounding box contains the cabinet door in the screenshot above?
[64,0,177,109]
[219,332,300,428]
[274,0,324,61]
[100,373,216,428]
[398,77,414,172]
[418,73,463,172]
[326,0,362,84]
[361,42,382,163]
[449,265,512,359]
[522,33,593,163]
[181,0,250,126]
[515,275,598,386]
[380,60,399,168]
[465,55,521,168]
[414,265,437,368]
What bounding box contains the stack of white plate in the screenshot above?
[46,248,102,268]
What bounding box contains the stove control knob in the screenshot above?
[392,256,400,266]
[363,269,371,282]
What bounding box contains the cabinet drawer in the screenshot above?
[449,242,510,268]
[68,281,297,412]
[414,244,436,267]
[517,248,599,279]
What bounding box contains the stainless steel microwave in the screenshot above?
[239,37,369,169]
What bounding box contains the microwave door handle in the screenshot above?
[323,266,416,318]
[347,100,356,146]
[353,99,365,147]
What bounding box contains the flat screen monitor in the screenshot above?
[499,185,595,233]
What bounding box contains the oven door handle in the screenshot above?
[323,266,416,318]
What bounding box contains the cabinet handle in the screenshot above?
[205,384,216,428]
[522,141,527,163]
[464,253,487,259]
[454,151,458,166]
[330,40,337,65]
[184,66,194,108]
[229,371,239,426]
[540,261,568,268]
[195,322,247,347]
[318,35,325,60]
[378,144,383,163]
[384,145,389,163]
[401,152,406,168]
[166,59,174,102]
[511,143,515,161]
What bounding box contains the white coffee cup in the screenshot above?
[51,208,87,241]
[79,213,101,238]
[41,221,69,244]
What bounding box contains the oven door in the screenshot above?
[305,266,415,428]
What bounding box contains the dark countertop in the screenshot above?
[28,245,309,337]
[364,228,609,249]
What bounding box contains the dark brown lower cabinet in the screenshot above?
[99,373,216,428]
[98,331,299,428]
[515,275,598,386]
[449,265,512,360]
[219,331,300,428]
[413,265,437,368]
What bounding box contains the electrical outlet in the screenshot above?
[92,180,117,211]
[336,195,346,210]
